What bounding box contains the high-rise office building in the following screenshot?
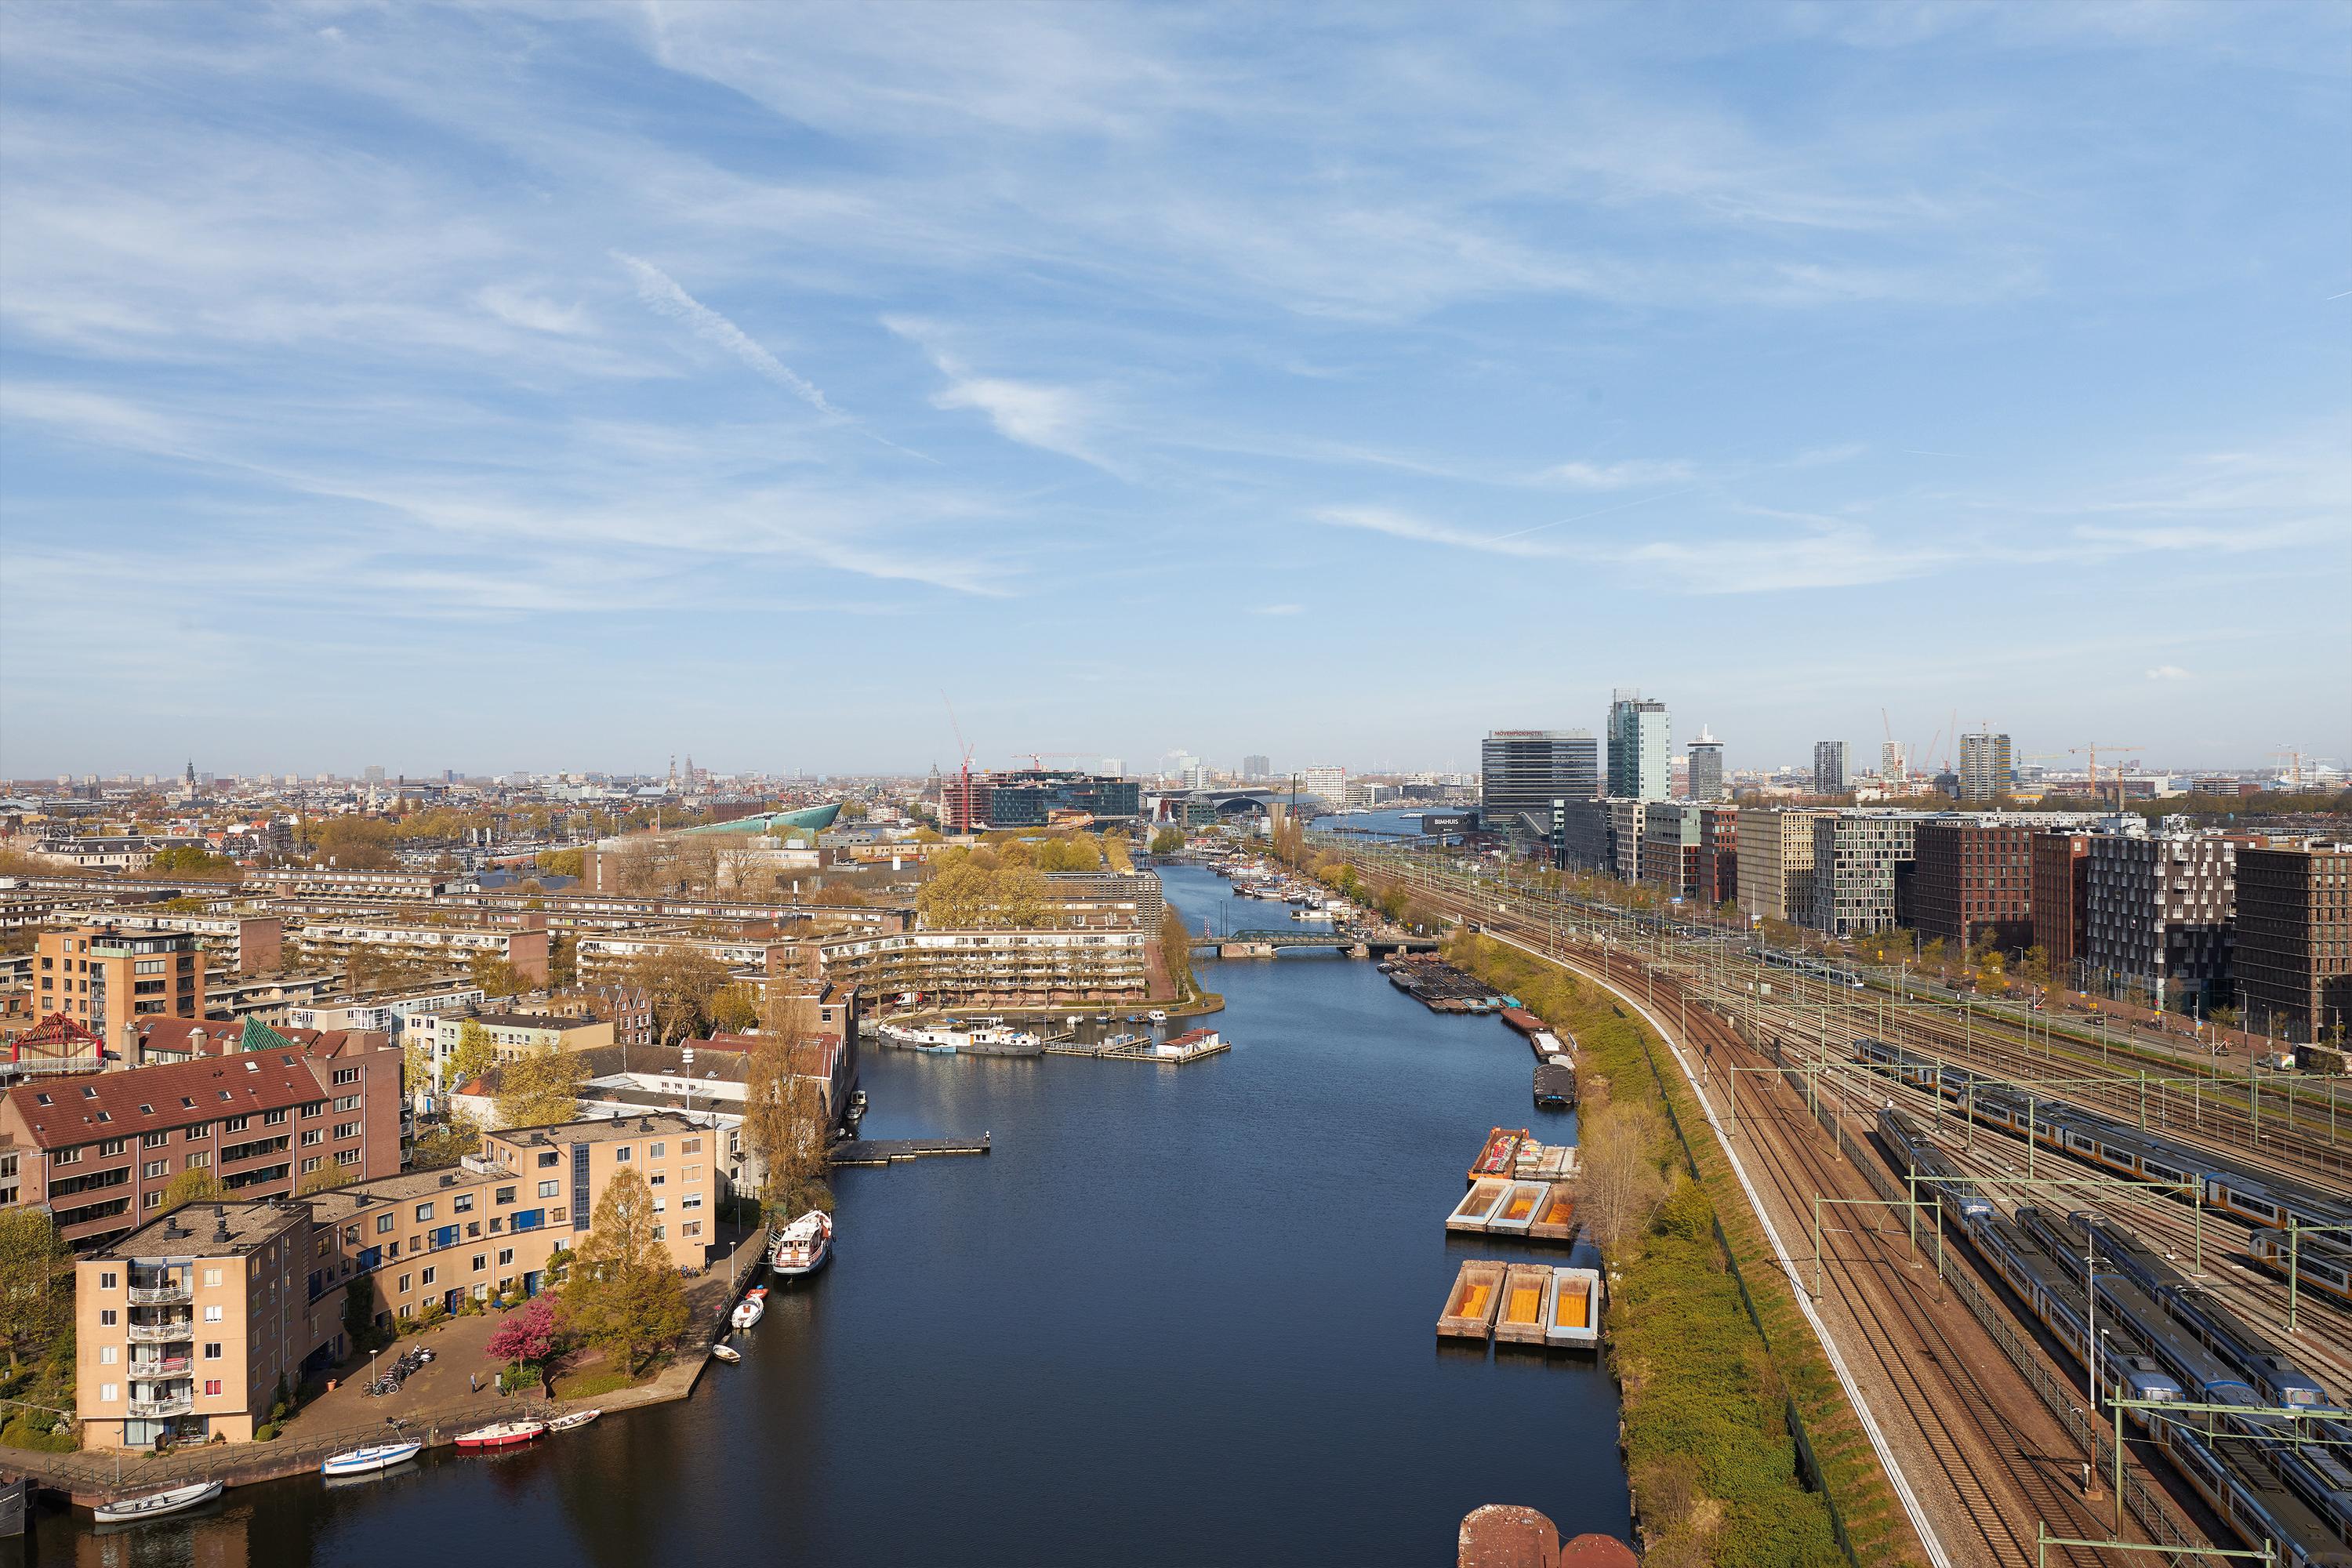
[1479,731,1599,844]
[2234,840,2352,1041]
[1958,733,2014,803]
[1241,755,1271,782]
[1605,691,1670,803]
[1298,766,1346,806]
[1881,741,1907,784]
[1813,741,1849,797]
[2084,830,2238,1007]
[1686,728,1724,802]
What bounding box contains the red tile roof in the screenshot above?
[129,1017,388,1060]
[3,1051,328,1149]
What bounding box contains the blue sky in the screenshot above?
[2,2,2347,779]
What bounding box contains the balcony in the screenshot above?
[129,1356,192,1379]
[126,1394,194,1419]
[126,1320,194,1345]
[128,1282,191,1305]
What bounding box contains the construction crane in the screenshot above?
[941,693,978,831]
[1879,708,1907,783]
[1011,752,1091,772]
[2071,742,2145,801]
[2272,749,2306,792]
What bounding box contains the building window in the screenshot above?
[100,1271,118,1289]
[472,1254,487,1272]
[376,1214,394,1235]
[99,1308,117,1327]
[202,1268,222,1287]
[495,1186,516,1205]
[453,1193,474,1214]
[100,1383,118,1404]
[414,1203,434,1222]
[649,1142,664,1157]
[497,1248,514,1266]
[204,1379,223,1397]
[202,1305,223,1323]
[397,1273,412,1294]
[203,1342,222,1359]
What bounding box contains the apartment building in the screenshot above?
[2084,831,2238,1004]
[2,1032,402,1249]
[290,917,550,985]
[286,983,487,1048]
[1809,813,1919,938]
[1480,732,1601,848]
[34,926,207,1044]
[247,869,453,899]
[2031,831,2092,976]
[1737,809,1824,925]
[815,927,1149,1011]
[1637,803,1703,902]
[73,1111,720,1449]
[1606,800,1647,883]
[72,912,283,975]
[1812,742,1849,797]
[2233,841,2352,1041]
[1958,732,2014,804]
[1686,729,1726,804]
[1909,818,2036,949]
[74,1200,318,1447]
[1605,693,1670,803]
[1697,807,1740,907]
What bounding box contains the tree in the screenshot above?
[1149,827,1185,855]
[535,848,583,879]
[158,1167,221,1214]
[839,800,869,822]
[0,1207,72,1377]
[147,845,235,875]
[1575,1101,1670,1250]
[626,945,734,1047]
[742,1025,837,1221]
[470,953,528,997]
[493,1051,587,1129]
[410,1120,481,1169]
[709,983,761,1035]
[296,1162,348,1196]
[343,1273,379,1351]
[447,1019,499,1088]
[807,880,866,908]
[1158,904,1196,999]
[313,816,398,871]
[485,1295,560,1381]
[560,1167,690,1376]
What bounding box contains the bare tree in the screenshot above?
[1573,1100,1669,1251]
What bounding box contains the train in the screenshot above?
[2249,1232,2352,1311]
[1744,946,1867,989]
[1875,1105,2352,1566]
[1854,1038,2352,1238]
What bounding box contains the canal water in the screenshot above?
[37,866,1628,1566]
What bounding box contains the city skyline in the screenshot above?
[3,6,2348,775]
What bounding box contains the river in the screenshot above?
[38,865,1628,1566]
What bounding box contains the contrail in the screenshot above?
[1486,487,1697,544]
[614,251,838,415]
[612,252,935,462]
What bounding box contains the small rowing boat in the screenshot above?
[92,1480,222,1524]
[711,1343,742,1363]
[545,1408,601,1434]
[454,1419,546,1451]
[320,1440,423,1477]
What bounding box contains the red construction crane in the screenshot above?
[942,693,978,831]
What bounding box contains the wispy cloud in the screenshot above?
[2146,665,2191,681]
[1308,506,1564,558]
[1252,603,1304,615]
[1537,459,1695,489]
[613,251,839,416]
[884,316,1116,474]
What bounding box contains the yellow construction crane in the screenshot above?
[2071,742,2145,800]
[2272,750,2306,791]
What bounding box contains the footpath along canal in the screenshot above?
[34,864,1628,1566]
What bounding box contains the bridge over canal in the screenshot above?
[1192,928,1441,959]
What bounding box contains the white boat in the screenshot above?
[93,1480,222,1524]
[320,1440,422,1477]
[731,1294,765,1329]
[1146,1010,1168,1024]
[768,1208,833,1276]
[453,1419,546,1451]
[545,1408,601,1433]
[711,1342,742,1363]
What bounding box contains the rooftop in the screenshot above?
[466,1011,607,1032]
[94,1198,307,1261]
[492,1109,708,1149]
[6,1050,326,1148]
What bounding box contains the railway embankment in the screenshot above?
[1445,933,1923,1568]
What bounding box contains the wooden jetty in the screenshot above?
[1437,1259,1507,1339]
[1494,1264,1553,1346]
[829,1134,991,1169]
[1040,1027,1229,1064]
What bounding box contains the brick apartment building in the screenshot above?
[34,926,207,1045]
[1697,806,1740,908]
[2084,830,2240,1007]
[74,1110,719,1448]
[2,1022,402,1250]
[1910,819,2036,949]
[2031,830,2092,978]
[2234,840,2352,1042]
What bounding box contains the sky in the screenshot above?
[2,2,2348,781]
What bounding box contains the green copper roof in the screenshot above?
[238,1015,296,1054]
[676,802,841,837]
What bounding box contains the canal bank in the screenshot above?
[31,865,1629,1565]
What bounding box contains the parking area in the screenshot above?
[285,1308,528,1439]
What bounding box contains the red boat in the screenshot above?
[455,1419,546,1451]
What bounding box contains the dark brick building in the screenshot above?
[2031,830,2092,978]
[2234,840,2352,1043]
[1909,818,2035,949]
